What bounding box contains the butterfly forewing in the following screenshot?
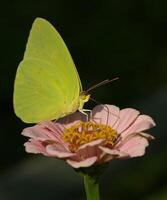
[14,18,82,123]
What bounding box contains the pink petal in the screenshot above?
[139,132,155,140]
[40,121,64,137]
[99,147,129,162]
[66,157,97,168]
[39,121,67,144]
[22,122,69,149]
[75,144,101,160]
[78,139,105,151]
[92,104,120,126]
[22,125,49,141]
[57,111,86,128]
[22,122,62,142]
[121,115,156,138]
[46,144,74,158]
[116,108,140,133]
[99,146,128,157]
[24,140,47,155]
[117,134,150,157]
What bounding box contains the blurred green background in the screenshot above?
[1,0,166,199]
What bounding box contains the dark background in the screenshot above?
[1,1,167,199]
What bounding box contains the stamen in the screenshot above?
[62,122,117,152]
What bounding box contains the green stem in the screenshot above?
[84,174,100,200]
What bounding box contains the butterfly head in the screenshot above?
[80,91,90,103]
[78,91,90,111]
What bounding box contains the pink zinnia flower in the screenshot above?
[22,105,155,168]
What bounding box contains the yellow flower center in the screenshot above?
[62,121,117,152]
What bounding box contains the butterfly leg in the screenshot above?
[79,108,105,124]
[79,109,92,121]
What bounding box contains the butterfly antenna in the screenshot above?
[90,97,103,105]
[86,77,119,93]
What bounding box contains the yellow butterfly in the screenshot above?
[13,18,90,123]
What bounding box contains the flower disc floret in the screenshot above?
[62,121,118,152]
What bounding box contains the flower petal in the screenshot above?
[92,104,120,126]
[24,140,47,155]
[117,134,150,157]
[22,121,69,150]
[66,157,97,168]
[121,115,156,138]
[99,146,128,157]
[46,144,74,158]
[78,139,105,151]
[99,147,129,162]
[138,132,155,140]
[22,121,63,142]
[57,112,86,128]
[40,121,64,137]
[22,125,48,141]
[116,108,140,133]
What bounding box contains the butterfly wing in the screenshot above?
[14,18,82,123]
